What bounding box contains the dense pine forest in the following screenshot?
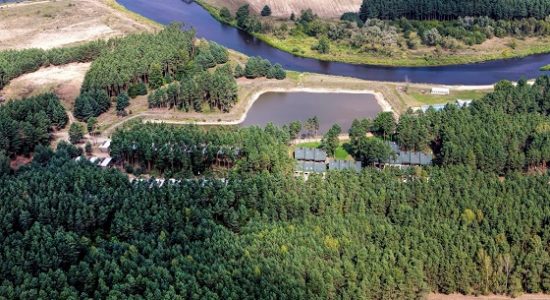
[0,93,67,157]
[1,148,550,299]
[110,124,292,176]
[358,0,550,20]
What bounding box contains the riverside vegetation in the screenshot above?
[205,0,550,65]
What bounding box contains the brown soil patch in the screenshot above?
[203,0,361,18]
[0,62,91,106]
[0,0,157,50]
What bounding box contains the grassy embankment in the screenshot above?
[406,88,490,105]
[195,0,550,67]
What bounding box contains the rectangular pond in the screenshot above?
[240,91,382,133]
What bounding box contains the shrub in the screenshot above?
[128,83,147,98]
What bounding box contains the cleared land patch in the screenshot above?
[0,62,91,105]
[0,0,157,50]
[202,0,361,18]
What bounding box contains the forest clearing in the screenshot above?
[0,62,90,105]
[201,0,361,18]
[0,0,158,50]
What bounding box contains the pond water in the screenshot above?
[117,0,550,85]
[240,92,381,133]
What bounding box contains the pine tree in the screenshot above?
[261,5,272,17]
[149,63,164,90]
[234,64,245,78]
[116,93,130,113]
[220,7,232,21]
[69,123,84,144]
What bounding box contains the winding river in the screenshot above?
[118,0,550,85]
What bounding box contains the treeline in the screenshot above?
[148,64,237,112]
[110,123,292,177]
[81,24,195,97]
[0,40,105,89]
[358,0,550,20]
[1,152,550,298]
[0,93,67,157]
[235,56,287,79]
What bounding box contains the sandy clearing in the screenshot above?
[203,0,361,18]
[0,0,158,50]
[0,62,91,104]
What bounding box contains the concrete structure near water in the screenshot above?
[430,87,450,95]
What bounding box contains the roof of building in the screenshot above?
[295,147,327,162]
[431,87,450,93]
[89,157,100,164]
[456,99,473,107]
[296,160,326,173]
[385,142,432,166]
[328,159,362,172]
[99,157,112,167]
[419,103,447,112]
[295,148,306,160]
[99,140,111,149]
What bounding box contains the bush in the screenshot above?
[128,83,148,98]
[422,28,442,46]
[220,7,232,21]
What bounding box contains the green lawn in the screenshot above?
[541,64,550,71]
[295,141,351,160]
[408,89,491,105]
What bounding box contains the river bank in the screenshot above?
[196,0,550,67]
[115,0,550,84]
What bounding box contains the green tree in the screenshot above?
[261,5,272,17]
[321,124,342,156]
[315,36,331,54]
[148,63,164,89]
[234,64,245,78]
[236,4,250,28]
[373,112,396,140]
[86,117,97,135]
[116,93,130,114]
[69,123,84,144]
[220,7,232,21]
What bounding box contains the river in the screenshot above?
[240,92,380,133]
[117,0,550,85]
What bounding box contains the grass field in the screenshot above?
[407,88,491,105]
[256,33,550,67]
[295,141,351,160]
